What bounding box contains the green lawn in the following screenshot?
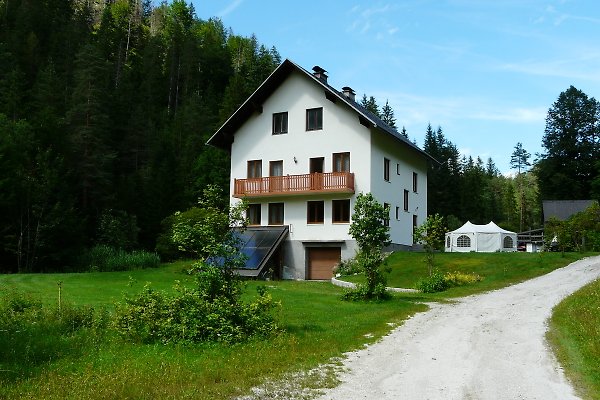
[0,260,197,309]
[342,251,594,297]
[0,251,596,399]
[548,277,600,400]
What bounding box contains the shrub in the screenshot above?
[341,251,391,301]
[78,245,160,272]
[415,269,449,293]
[341,282,390,301]
[334,255,362,276]
[113,281,280,344]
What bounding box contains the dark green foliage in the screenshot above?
[380,99,396,128]
[545,202,600,253]
[0,1,281,271]
[510,142,531,174]
[98,209,140,250]
[77,245,160,272]
[538,86,600,200]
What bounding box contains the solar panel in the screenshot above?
[234,227,288,271]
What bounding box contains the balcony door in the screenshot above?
[269,160,283,192]
[310,157,324,190]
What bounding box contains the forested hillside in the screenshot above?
[1,1,597,273]
[0,0,280,272]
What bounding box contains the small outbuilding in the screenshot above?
[445,221,517,253]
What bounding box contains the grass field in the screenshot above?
[0,251,596,399]
[342,251,592,297]
[548,277,600,400]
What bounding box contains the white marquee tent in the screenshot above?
[445,221,517,253]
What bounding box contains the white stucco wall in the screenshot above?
[229,71,373,242]
[369,131,428,246]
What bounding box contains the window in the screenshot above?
[397,163,401,175]
[383,203,390,227]
[272,112,288,135]
[307,201,324,224]
[446,236,450,248]
[384,158,390,181]
[395,206,400,220]
[333,152,350,172]
[412,172,418,192]
[503,236,514,248]
[247,204,261,226]
[403,189,409,211]
[332,199,350,223]
[268,203,284,225]
[457,235,471,247]
[412,215,418,240]
[310,157,324,173]
[247,160,262,178]
[269,160,283,176]
[306,107,323,131]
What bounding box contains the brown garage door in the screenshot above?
[307,247,341,280]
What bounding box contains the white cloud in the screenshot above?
[500,58,600,82]
[470,107,547,123]
[217,0,243,17]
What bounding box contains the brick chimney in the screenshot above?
[341,86,356,102]
[312,66,328,83]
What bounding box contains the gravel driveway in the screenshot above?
[316,256,600,400]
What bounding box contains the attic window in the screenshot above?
[306,108,323,131]
[272,112,288,135]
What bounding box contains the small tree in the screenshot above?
[114,185,280,344]
[413,214,446,276]
[344,193,391,300]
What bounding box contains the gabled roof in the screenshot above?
[207,59,436,163]
[542,200,597,222]
[450,221,516,235]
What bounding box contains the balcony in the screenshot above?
[234,172,355,198]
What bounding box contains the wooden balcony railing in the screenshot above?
[233,172,355,198]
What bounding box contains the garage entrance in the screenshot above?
[307,247,341,280]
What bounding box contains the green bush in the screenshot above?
[78,245,160,272]
[334,255,362,276]
[415,269,449,293]
[341,282,390,301]
[113,268,280,344]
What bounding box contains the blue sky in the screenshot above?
[192,0,600,174]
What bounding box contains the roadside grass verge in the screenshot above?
[548,278,600,400]
[341,251,596,298]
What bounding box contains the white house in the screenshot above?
[207,59,434,280]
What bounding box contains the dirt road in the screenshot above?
[317,256,600,400]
